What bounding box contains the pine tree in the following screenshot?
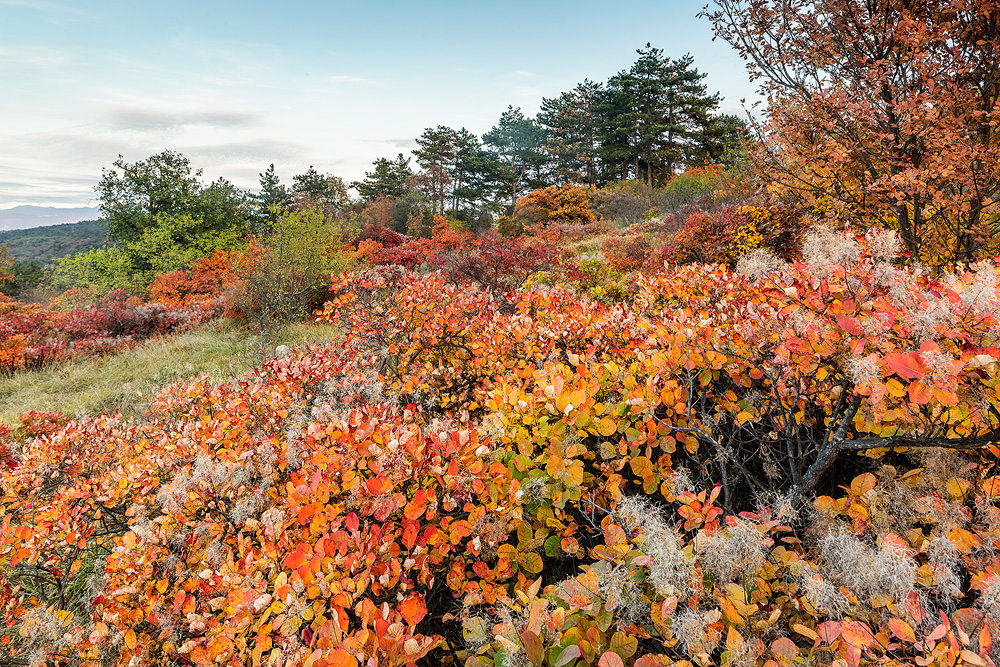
[352,154,414,202]
[537,80,603,185]
[483,106,548,210]
[254,164,292,230]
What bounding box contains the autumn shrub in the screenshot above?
[659,203,806,268]
[601,232,653,273]
[0,289,221,374]
[569,258,633,303]
[432,231,565,294]
[3,227,1000,667]
[592,179,655,225]
[495,214,523,237]
[147,250,239,307]
[355,224,404,250]
[513,184,597,228]
[235,206,355,345]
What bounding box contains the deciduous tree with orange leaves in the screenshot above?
[703,0,1000,266]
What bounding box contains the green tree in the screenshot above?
[4,260,47,300]
[660,53,721,174]
[254,163,292,229]
[291,166,351,216]
[96,150,214,243]
[93,151,250,281]
[483,106,547,210]
[352,154,414,202]
[538,80,603,186]
[596,71,642,183]
[702,113,753,168]
[414,126,459,214]
[0,245,13,288]
[595,47,723,185]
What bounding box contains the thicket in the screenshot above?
[0,290,222,374]
[1,228,999,667]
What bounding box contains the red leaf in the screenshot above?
[817,620,841,645]
[883,353,924,380]
[837,316,864,336]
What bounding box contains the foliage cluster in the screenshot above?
[703,0,1000,267]
[511,185,598,233]
[3,229,999,666]
[590,168,727,227]
[597,203,806,273]
[366,216,571,295]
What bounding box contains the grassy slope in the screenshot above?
[0,319,340,425]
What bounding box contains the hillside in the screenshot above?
[0,219,106,264]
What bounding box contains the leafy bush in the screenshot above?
[0,289,221,374]
[660,204,805,267]
[2,228,1000,667]
[147,250,239,307]
[235,206,356,338]
[513,184,597,228]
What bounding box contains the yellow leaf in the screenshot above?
[596,417,617,437]
[885,378,905,398]
[124,629,137,650]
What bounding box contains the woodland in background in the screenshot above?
[3,5,1000,667]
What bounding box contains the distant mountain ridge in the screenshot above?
[0,205,101,231]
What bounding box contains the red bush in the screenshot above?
[0,289,222,374]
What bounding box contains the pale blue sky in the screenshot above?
[0,0,759,208]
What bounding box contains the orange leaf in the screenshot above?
[771,637,799,658]
[298,504,316,525]
[283,549,307,570]
[840,621,874,648]
[947,528,981,553]
[887,618,916,643]
[908,381,932,404]
[326,648,358,667]
[597,653,625,667]
[124,629,137,650]
[399,593,427,626]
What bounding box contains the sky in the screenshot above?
[0,0,760,209]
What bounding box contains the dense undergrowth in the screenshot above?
[1,227,999,667]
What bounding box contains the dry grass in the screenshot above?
[0,319,340,425]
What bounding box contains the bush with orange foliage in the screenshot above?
[3,229,1000,666]
[659,203,805,267]
[147,250,239,307]
[512,184,597,231]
